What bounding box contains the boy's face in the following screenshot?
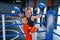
[26,10,32,17]
[22,17,28,24]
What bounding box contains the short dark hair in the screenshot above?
[22,16,26,18]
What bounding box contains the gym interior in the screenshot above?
[0,0,60,40]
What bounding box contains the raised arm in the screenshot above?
[31,14,42,20]
[19,12,24,18]
[31,3,45,20]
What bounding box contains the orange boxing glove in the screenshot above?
[30,27,38,33]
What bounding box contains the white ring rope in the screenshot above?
[0,29,19,40]
[15,20,24,33]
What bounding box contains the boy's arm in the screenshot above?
[31,14,42,21]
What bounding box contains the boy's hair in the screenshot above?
[21,16,27,20]
[25,7,32,13]
[26,7,31,10]
[22,16,26,18]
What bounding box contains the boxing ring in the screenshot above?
[0,11,60,40]
[0,1,60,40]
